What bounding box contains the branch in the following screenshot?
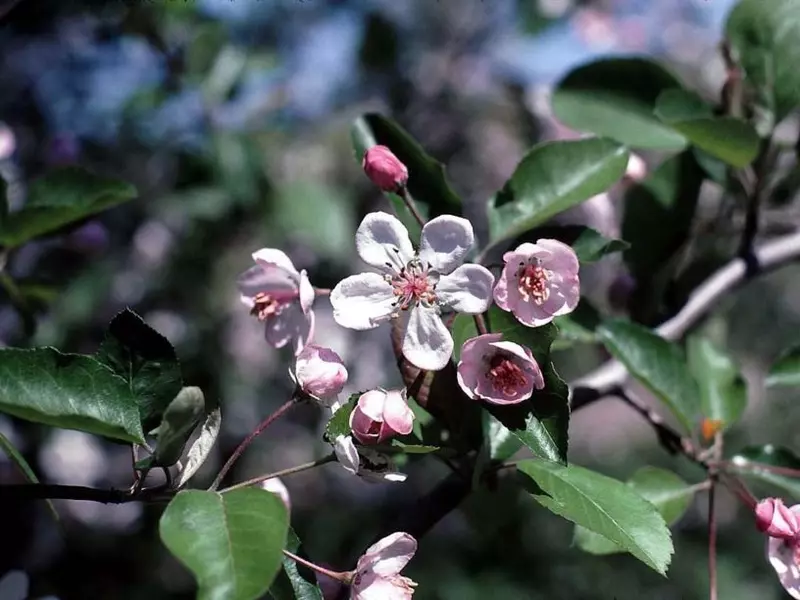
[0,484,172,504]
[571,231,800,405]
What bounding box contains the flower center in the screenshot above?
[487,354,527,396]
[517,261,550,305]
[389,260,437,311]
[250,292,281,321]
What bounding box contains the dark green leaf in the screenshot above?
[575,467,695,555]
[510,224,628,264]
[482,412,523,462]
[766,344,800,388]
[324,394,358,441]
[160,489,289,600]
[96,309,183,432]
[654,89,760,168]
[487,138,629,247]
[552,58,687,150]
[152,387,206,467]
[518,459,673,574]
[687,336,747,430]
[552,300,601,350]
[0,167,137,248]
[270,528,324,600]
[389,441,440,454]
[731,445,800,499]
[351,114,461,217]
[0,348,144,443]
[453,306,569,463]
[177,405,222,489]
[597,319,700,432]
[727,0,800,122]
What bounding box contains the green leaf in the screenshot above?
[324,394,358,441]
[151,387,206,467]
[96,309,183,432]
[482,412,523,462]
[453,306,570,463]
[389,441,440,454]
[575,467,695,555]
[177,405,222,489]
[351,114,461,218]
[0,348,144,443]
[687,336,747,430]
[597,319,700,432]
[766,344,800,388]
[487,138,629,247]
[0,167,137,248]
[552,58,688,150]
[270,529,324,600]
[160,489,289,600]
[654,89,760,168]
[731,445,800,499]
[727,0,800,122]
[517,459,673,575]
[0,430,60,524]
[552,300,601,350]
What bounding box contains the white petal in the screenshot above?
[298,270,315,314]
[436,264,494,314]
[330,273,396,330]
[252,248,300,278]
[418,215,474,274]
[767,536,800,598]
[359,532,418,577]
[353,574,412,600]
[355,212,414,272]
[334,435,360,476]
[237,265,295,301]
[402,306,453,371]
[264,304,313,352]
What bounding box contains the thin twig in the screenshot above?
[610,387,687,456]
[708,477,718,600]
[571,231,800,405]
[221,454,336,493]
[282,549,352,584]
[0,484,172,504]
[209,396,299,491]
[398,186,426,229]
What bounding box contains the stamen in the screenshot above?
[517,260,550,305]
[250,292,281,321]
[487,354,527,396]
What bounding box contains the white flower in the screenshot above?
[333,435,407,483]
[351,532,418,600]
[330,212,494,371]
[237,249,315,355]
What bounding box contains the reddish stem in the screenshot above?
[398,186,426,229]
[282,549,353,584]
[473,313,489,336]
[708,478,718,600]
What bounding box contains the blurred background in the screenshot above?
[1,0,799,598]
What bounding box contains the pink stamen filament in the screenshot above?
[390,263,437,311]
[517,261,550,305]
[487,354,527,396]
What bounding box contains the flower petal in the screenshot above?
[330,273,396,330]
[767,536,800,599]
[539,238,580,275]
[353,573,414,600]
[402,306,453,371]
[237,264,295,302]
[418,215,474,274]
[252,248,300,278]
[334,435,360,476]
[437,264,494,314]
[264,304,314,352]
[355,212,414,272]
[357,390,388,421]
[381,390,414,436]
[298,269,315,314]
[359,532,418,577]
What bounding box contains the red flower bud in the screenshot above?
[362,145,408,192]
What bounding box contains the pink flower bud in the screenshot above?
[349,389,414,445]
[294,344,348,406]
[362,145,409,192]
[259,478,291,514]
[756,498,800,540]
[624,153,647,182]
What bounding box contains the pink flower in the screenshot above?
[456,333,545,405]
[351,532,418,600]
[362,145,409,192]
[758,498,800,541]
[493,239,579,327]
[350,389,414,445]
[765,503,800,599]
[259,478,291,514]
[293,344,348,406]
[238,249,315,354]
[330,212,495,371]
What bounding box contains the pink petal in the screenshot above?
[298,269,315,314]
[350,404,380,445]
[264,304,313,351]
[380,390,414,437]
[237,264,296,301]
[357,390,388,421]
[767,536,800,599]
[352,573,414,600]
[358,532,417,577]
[252,248,300,278]
[538,238,579,275]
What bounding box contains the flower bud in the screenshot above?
[260,478,291,514]
[362,145,408,192]
[294,344,348,405]
[349,389,414,445]
[624,153,647,182]
[756,498,800,540]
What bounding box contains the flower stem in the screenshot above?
[473,313,489,335]
[398,186,426,228]
[708,476,718,600]
[209,397,299,491]
[314,287,331,296]
[220,454,336,493]
[282,549,353,584]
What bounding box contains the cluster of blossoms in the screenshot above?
[756,497,800,598]
[237,144,582,597]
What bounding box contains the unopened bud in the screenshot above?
[293,344,348,406]
[756,498,800,540]
[362,145,408,192]
[349,389,414,445]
